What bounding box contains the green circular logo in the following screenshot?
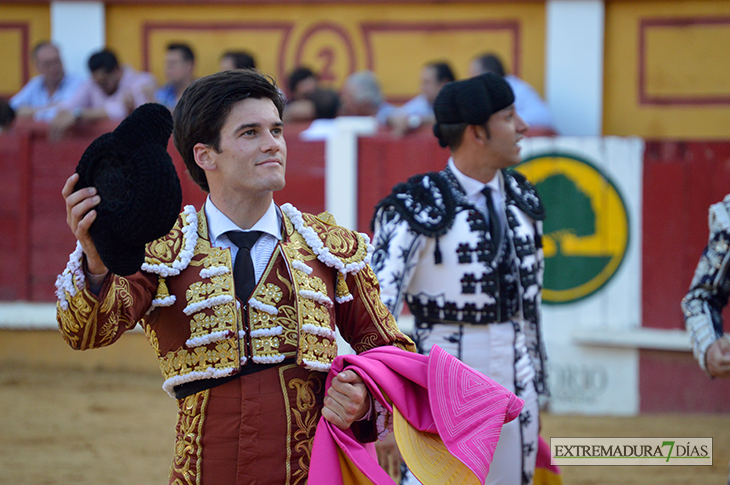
[516,153,630,304]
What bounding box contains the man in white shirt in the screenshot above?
[10,42,84,122]
[339,70,396,125]
[50,49,156,140]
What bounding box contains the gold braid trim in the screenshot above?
[145,212,185,265]
[280,224,338,369]
[169,390,209,485]
[159,341,238,380]
[280,365,324,485]
[351,266,416,354]
[303,211,369,265]
[56,276,137,350]
[248,246,288,363]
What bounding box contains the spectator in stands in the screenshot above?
[155,43,195,111]
[282,67,320,122]
[339,70,395,125]
[10,42,84,122]
[309,88,340,120]
[0,100,15,133]
[49,49,156,140]
[387,61,455,135]
[287,66,318,101]
[470,52,556,133]
[219,50,257,71]
[297,88,343,141]
[283,86,340,125]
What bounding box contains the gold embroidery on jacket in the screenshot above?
[300,299,330,328]
[147,235,183,265]
[280,366,323,485]
[274,268,299,347]
[189,305,236,337]
[186,275,232,306]
[298,272,328,297]
[352,333,381,354]
[281,214,339,368]
[278,306,300,347]
[251,284,283,325]
[170,390,209,485]
[145,211,186,266]
[97,312,119,347]
[197,207,208,240]
[277,267,295,298]
[302,212,368,264]
[252,335,280,357]
[155,277,172,301]
[291,376,320,485]
[98,279,137,346]
[282,365,295,485]
[201,249,229,271]
[145,324,160,354]
[300,333,337,364]
[187,247,238,344]
[249,248,287,362]
[336,272,352,301]
[56,283,95,348]
[160,341,238,380]
[352,266,416,353]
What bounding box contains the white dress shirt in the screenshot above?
[204,197,282,283]
[447,158,507,232]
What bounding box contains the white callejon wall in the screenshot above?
[324,116,378,231]
[51,1,105,79]
[546,0,605,136]
[519,136,644,415]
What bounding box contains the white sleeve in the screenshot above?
[371,207,425,319]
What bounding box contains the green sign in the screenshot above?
[516,153,630,304]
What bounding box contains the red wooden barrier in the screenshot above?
[356,128,450,235]
[642,141,730,331]
[0,130,30,300]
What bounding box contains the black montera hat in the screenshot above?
[432,72,515,147]
[74,103,182,276]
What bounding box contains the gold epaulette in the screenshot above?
[139,205,201,307]
[299,210,372,271]
[144,213,184,265]
[142,205,200,277]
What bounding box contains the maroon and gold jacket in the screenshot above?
[55,203,414,398]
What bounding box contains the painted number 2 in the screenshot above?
[317,47,336,82]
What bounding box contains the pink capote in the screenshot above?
[309,345,524,484]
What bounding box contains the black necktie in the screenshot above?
[482,186,503,249]
[227,231,263,303]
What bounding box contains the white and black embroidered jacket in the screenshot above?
[371,166,548,394]
[682,194,730,375]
